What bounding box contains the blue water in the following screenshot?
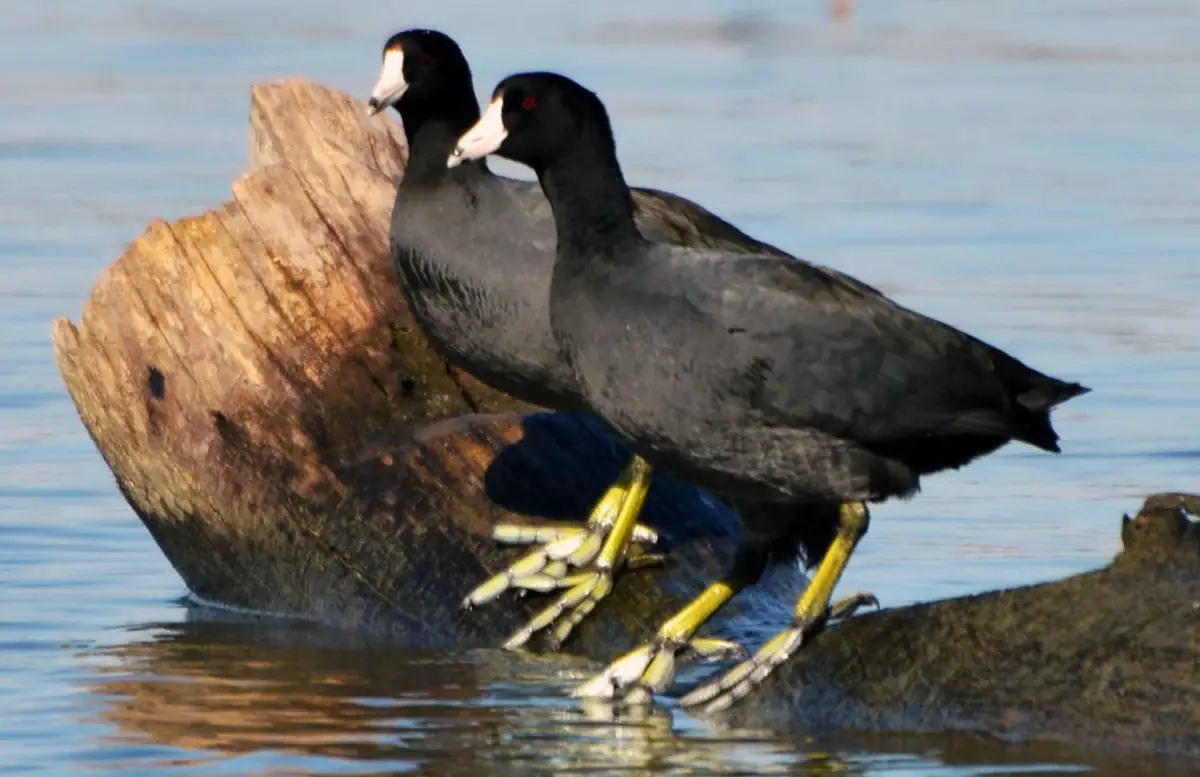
[1,1,1197,774]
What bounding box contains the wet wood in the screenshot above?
[51,79,1198,759]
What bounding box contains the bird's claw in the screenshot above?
[461,522,658,610]
[502,567,614,650]
[571,636,746,705]
[680,590,879,713]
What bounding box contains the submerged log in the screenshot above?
[730,492,1200,759]
[52,79,1197,758]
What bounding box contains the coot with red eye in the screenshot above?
[449,71,1090,711]
[366,29,848,659]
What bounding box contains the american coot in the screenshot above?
[448,72,1090,710]
[367,30,834,654]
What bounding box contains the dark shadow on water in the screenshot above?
[1019,448,1200,461]
[1147,448,1200,460]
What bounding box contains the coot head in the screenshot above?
[366,29,472,117]
[448,72,614,172]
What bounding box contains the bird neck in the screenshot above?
[399,89,489,185]
[537,134,642,262]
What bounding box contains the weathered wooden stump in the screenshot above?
[52,79,1198,758]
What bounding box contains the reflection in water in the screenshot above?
[76,612,1182,777]
[83,614,864,775]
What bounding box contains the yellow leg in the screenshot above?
[571,558,761,704]
[503,457,662,650]
[680,502,875,713]
[461,457,662,611]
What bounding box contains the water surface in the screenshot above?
[1,1,1197,774]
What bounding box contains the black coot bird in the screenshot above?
[448,72,1090,710]
[367,29,837,654]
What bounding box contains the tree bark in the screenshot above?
[51,79,1198,758]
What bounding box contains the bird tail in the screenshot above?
[997,356,1091,454]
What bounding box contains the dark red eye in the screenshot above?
[420,54,436,68]
[521,95,537,110]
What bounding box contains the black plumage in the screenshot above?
[449,71,1090,706]
[377,30,837,415]
[370,31,890,650]
[460,71,1087,512]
